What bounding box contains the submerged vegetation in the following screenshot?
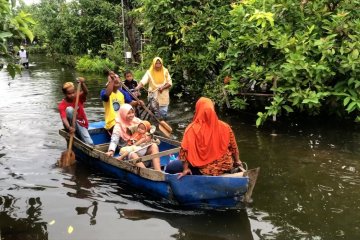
[10,0,360,125]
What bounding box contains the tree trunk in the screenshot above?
[124,15,141,64]
[121,0,141,64]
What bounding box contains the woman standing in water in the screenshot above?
[135,57,172,119]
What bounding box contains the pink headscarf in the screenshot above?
[114,104,141,140]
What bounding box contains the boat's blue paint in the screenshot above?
[88,121,110,145]
[73,147,172,200]
[66,121,252,209]
[89,121,105,129]
[165,174,247,207]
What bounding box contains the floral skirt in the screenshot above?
[198,152,233,176]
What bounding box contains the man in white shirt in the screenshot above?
[17,46,29,69]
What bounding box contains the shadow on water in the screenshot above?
[75,201,98,226]
[116,208,254,240]
[0,196,48,240]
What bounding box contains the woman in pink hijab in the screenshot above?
[106,104,161,171]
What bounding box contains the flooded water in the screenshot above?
[0,55,359,239]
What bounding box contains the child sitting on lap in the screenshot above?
[117,120,158,161]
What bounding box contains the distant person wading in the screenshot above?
[17,46,29,69]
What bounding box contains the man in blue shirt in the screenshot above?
[100,71,143,133]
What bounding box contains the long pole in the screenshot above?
[140,35,143,64]
[121,0,126,61]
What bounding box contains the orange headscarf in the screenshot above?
[115,104,141,140]
[181,97,230,167]
[127,120,152,144]
[140,120,151,132]
[148,57,167,85]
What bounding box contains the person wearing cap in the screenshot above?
[100,71,143,134]
[58,77,94,145]
[17,46,29,69]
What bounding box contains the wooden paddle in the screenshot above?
[106,69,173,137]
[59,81,81,167]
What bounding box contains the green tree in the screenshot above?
[31,0,118,55]
[137,0,360,124]
[225,0,360,125]
[0,0,34,77]
[137,0,233,92]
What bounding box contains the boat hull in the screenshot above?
[59,121,259,209]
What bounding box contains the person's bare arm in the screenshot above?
[134,82,143,91]
[61,117,75,134]
[77,77,89,96]
[104,72,116,97]
[159,82,171,93]
[178,160,192,179]
[133,135,151,146]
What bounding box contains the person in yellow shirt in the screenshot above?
[101,71,128,133]
[135,57,172,119]
[101,71,144,133]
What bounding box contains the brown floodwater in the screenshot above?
[0,54,359,239]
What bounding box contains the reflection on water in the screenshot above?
[0,55,360,239]
[0,195,48,240]
[75,201,98,225]
[117,208,254,240]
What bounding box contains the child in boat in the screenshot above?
[117,120,159,161]
[123,70,143,116]
[58,79,94,145]
[123,70,140,99]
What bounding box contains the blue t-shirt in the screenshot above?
[100,88,133,103]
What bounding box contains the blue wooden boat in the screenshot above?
[59,121,259,209]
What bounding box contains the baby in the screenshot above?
[117,120,158,161]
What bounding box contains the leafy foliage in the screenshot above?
[137,0,233,92]
[0,0,34,78]
[99,38,126,67]
[30,0,119,55]
[76,55,115,73]
[14,0,360,125]
[137,0,360,125]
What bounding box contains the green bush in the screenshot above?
[25,44,48,54]
[51,53,77,67]
[75,55,115,73]
[137,0,360,125]
[128,69,144,81]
